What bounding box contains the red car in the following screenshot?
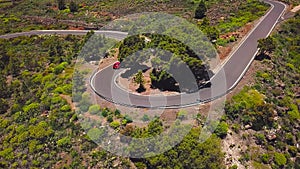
[113,61,121,69]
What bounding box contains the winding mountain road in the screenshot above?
[0,0,287,109]
[90,0,287,108]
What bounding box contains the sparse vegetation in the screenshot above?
[0,0,297,168]
[224,12,300,168]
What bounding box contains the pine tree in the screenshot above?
[69,1,78,13]
[258,36,276,55]
[195,1,207,19]
[133,70,145,92]
[57,0,66,10]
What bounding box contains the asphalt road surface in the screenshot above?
[0,30,128,40]
[0,0,287,109]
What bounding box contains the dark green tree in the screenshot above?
[214,121,229,138]
[133,70,145,92]
[72,70,86,93]
[0,99,8,114]
[204,26,220,41]
[258,36,276,55]
[57,0,66,10]
[0,74,9,99]
[69,1,78,13]
[195,1,207,19]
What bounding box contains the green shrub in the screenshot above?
[88,105,100,115]
[177,110,187,120]
[54,64,64,74]
[216,38,228,46]
[110,121,120,129]
[285,133,295,145]
[229,164,238,169]
[135,162,147,169]
[288,104,300,121]
[79,104,89,112]
[254,133,265,145]
[57,136,71,147]
[54,62,68,74]
[214,121,228,138]
[274,152,287,166]
[114,109,121,116]
[0,147,13,160]
[232,124,240,133]
[260,153,270,164]
[54,86,64,94]
[101,109,108,117]
[141,114,150,122]
[288,146,297,157]
[87,128,104,141]
[107,115,113,123]
[60,105,71,112]
[123,115,133,124]
[62,84,72,94]
[72,92,82,102]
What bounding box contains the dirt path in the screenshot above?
[291,4,300,13]
[60,94,76,111]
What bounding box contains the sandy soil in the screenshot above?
[221,60,268,169]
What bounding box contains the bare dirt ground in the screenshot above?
[221,60,269,168]
[60,94,76,111]
[291,4,300,13]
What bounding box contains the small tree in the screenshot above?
[107,115,113,123]
[214,121,228,138]
[114,109,121,116]
[133,70,145,92]
[69,1,78,13]
[177,110,187,120]
[258,36,276,55]
[88,105,100,115]
[195,1,207,19]
[203,26,220,41]
[87,128,103,141]
[0,99,8,114]
[142,114,150,122]
[57,0,66,10]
